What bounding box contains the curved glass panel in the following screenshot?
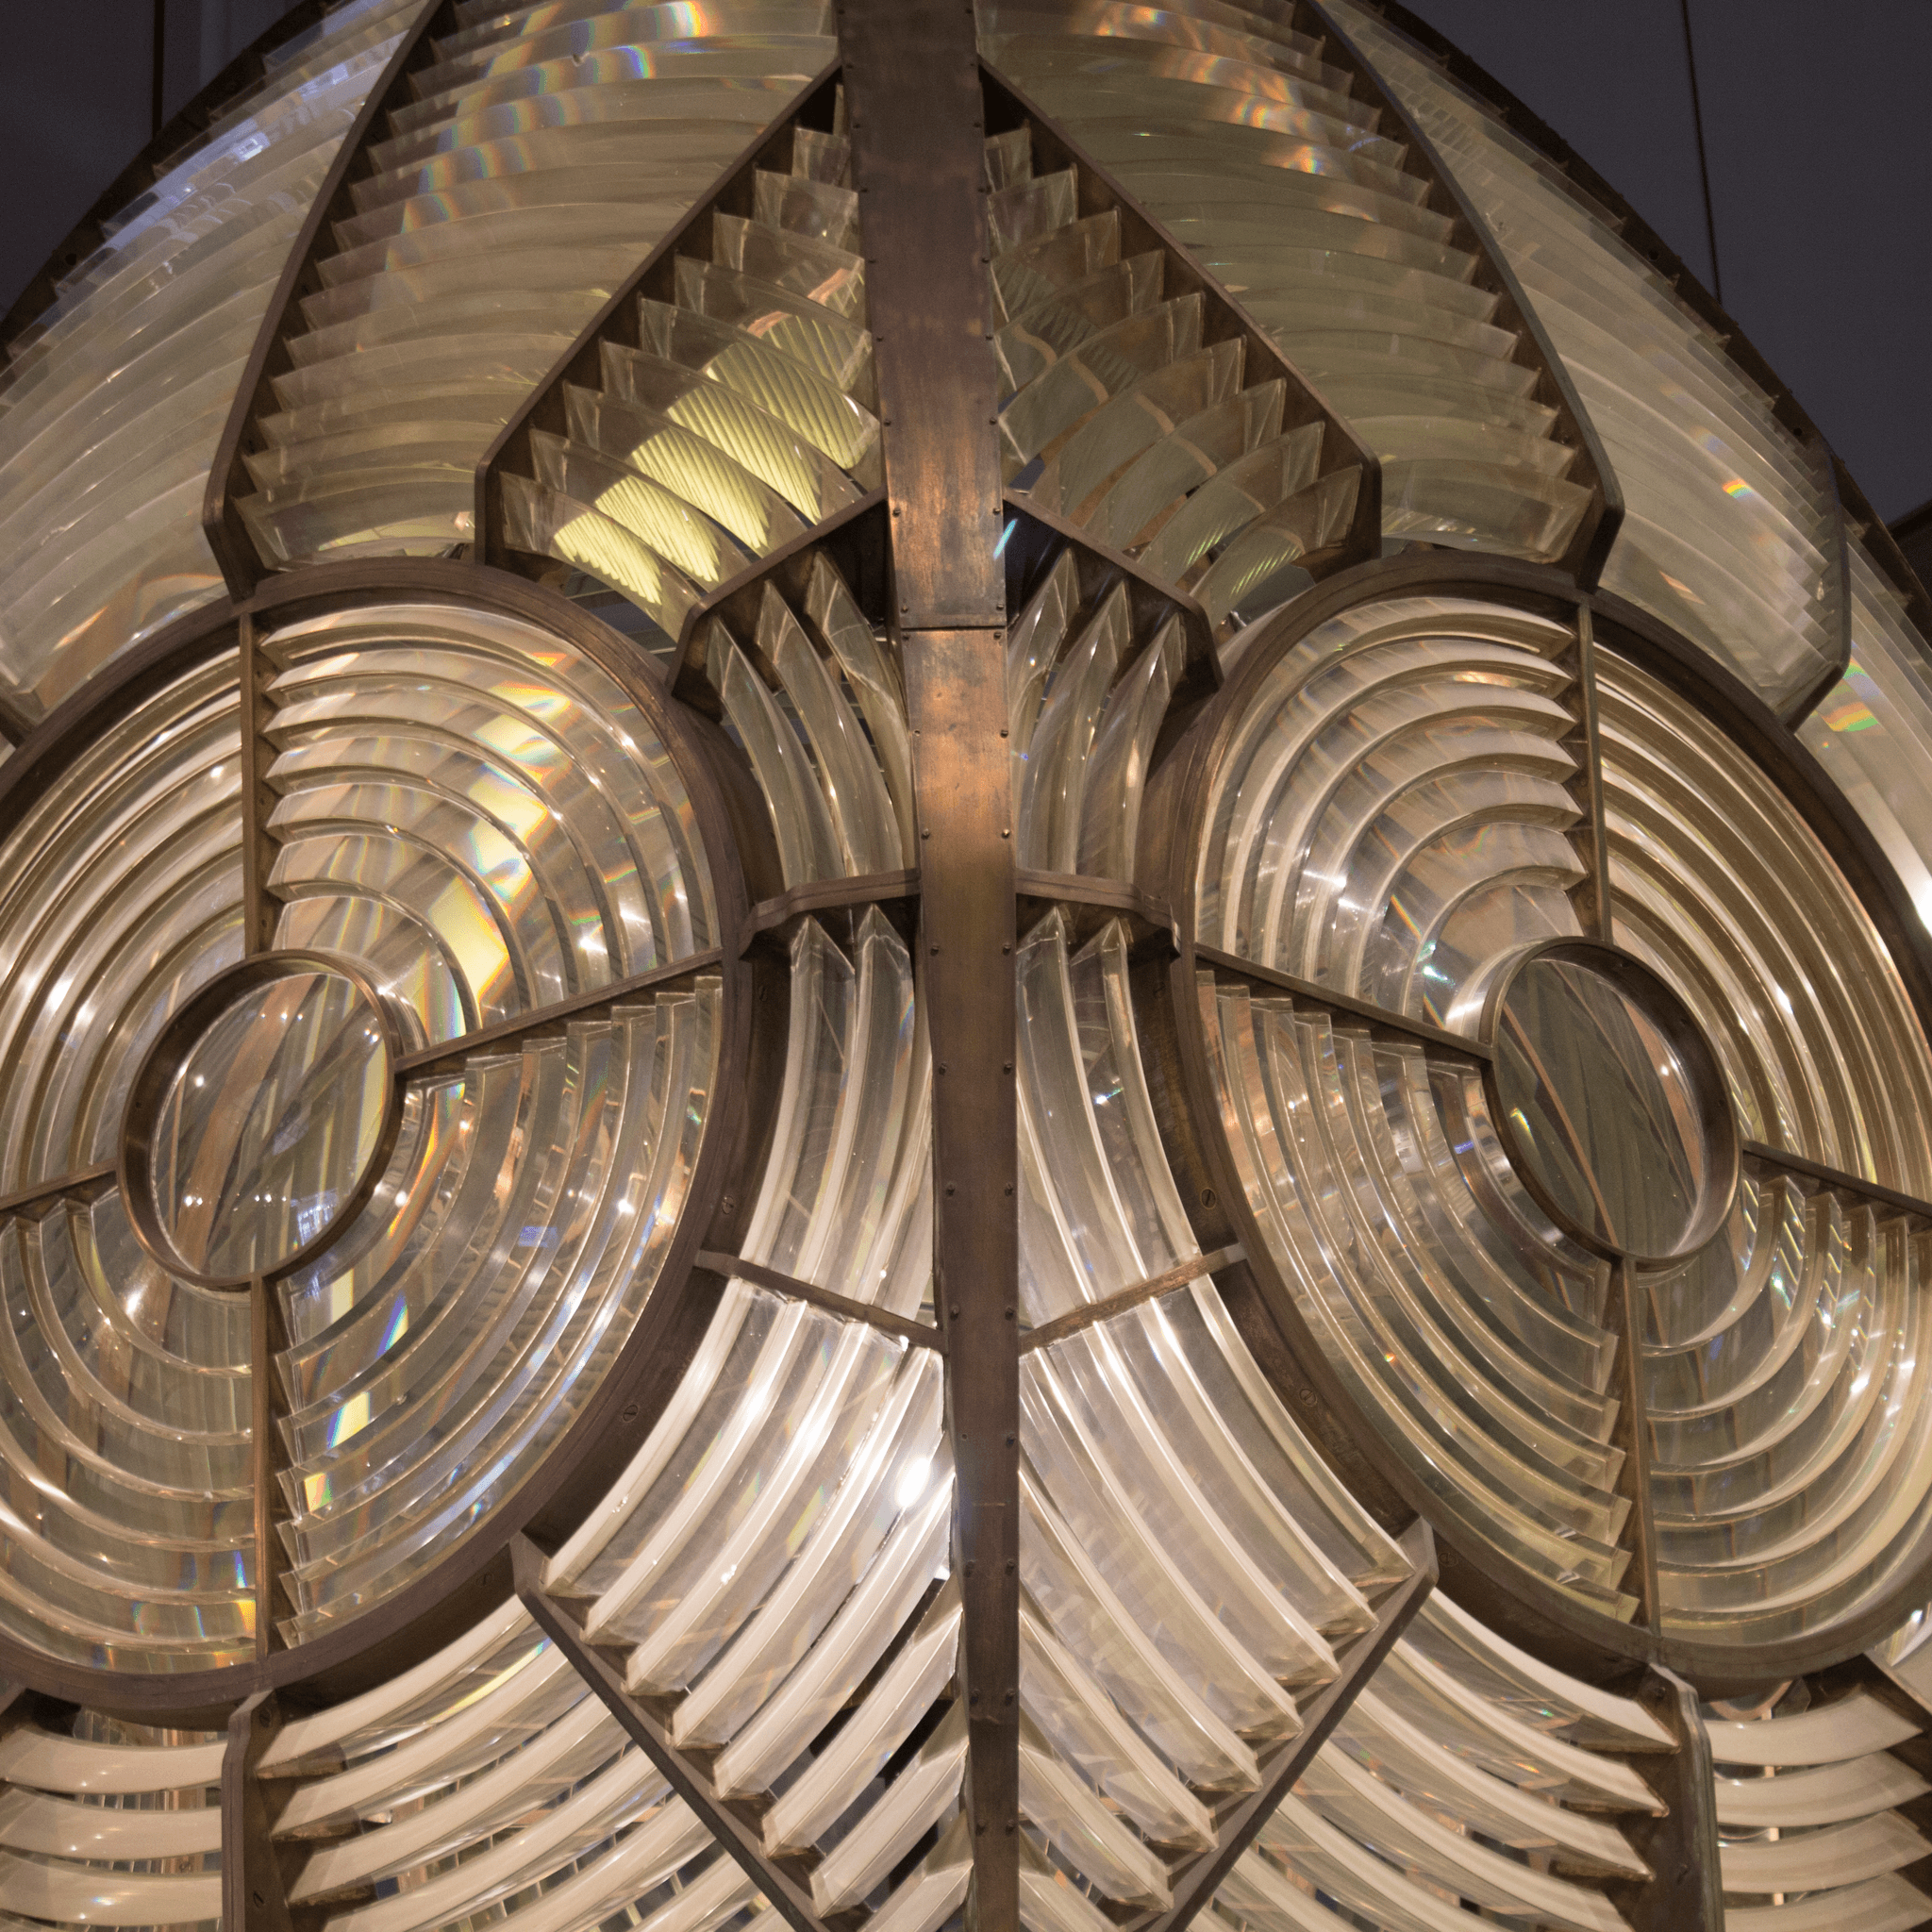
[1195,591,1932,1646]
[977,0,1587,572]
[0,598,717,1667]
[150,966,391,1278]
[237,0,838,571]
[7,1,1932,1921]
[0,0,426,720]
[1328,0,1842,711]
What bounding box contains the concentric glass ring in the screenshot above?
[1186,585,1932,1656]
[0,594,722,1671]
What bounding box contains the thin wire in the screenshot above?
[151,0,166,138]
[1678,0,1723,306]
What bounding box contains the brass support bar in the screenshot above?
[741,870,920,949]
[225,1690,293,1932]
[845,1,1018,1921]
[909,625,1018,1920]
[250,1277,289,1657]
[1608,1257,1660,1631]
[1021,1246,1245,1357]
[1195,943,1492,1065]
[1127,1519,1438,1932]
[1566,603,1616,944]
[695,1250,943,1352]
[1016,868,1173,938]
[1613,1669,1724,1930]
[395,952,725,1078]
[1741,1139,1932,1225]
[510,1535,835,1932]
[239,610,278,956]
[0,1163,118,1220]
[203,2,458,596]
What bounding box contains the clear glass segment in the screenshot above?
[1014,902,1415,1910]
[1493,951,1720,1257]
[978,114,1362,654]
[694,559,913,889]
[150,967,391,1278]
[1328,0,1843,711]
[0,596,717,1668]
[0,1708,224,1929]
[1800,541,1932,937]
[1710,1681,1932,1923]
[1007,549,1188,877]
[501,100,886,645]
[254,1598,741,1931]
[978,0,1587,585]
[1194,592,1584,1030]
[1194,595,1632,1618]
[264,622,720,1643]
[0,655,251,1671]
[0,0,424,719]
[238,0,840,572]
[1193,590,1932,1641]
[1211,1587,1659,1929]
[1597,645,1932,1201]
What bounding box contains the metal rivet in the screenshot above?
[938,1062,948,1074]
[1001,827,1010,839]
[1003,1061,1013,1074]
[1004,1306,1014,1320]
[946,1183,957,1196]
[1004,1182,1014,1195]
[1006,1558,1016,1572]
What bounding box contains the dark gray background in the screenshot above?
[1,1,1926,523]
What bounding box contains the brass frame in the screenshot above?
[1134,549,1932,1693]
[5,5,1932,1929]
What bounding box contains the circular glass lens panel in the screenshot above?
[1494,952,1715,1257]
[152,968,390,1277]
